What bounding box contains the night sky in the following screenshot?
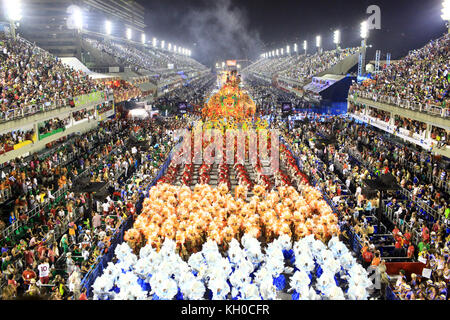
[137,0,448,68]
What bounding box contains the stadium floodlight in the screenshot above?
[303,40,307,51]
[4,0,22,38]
[188,50,191,56]
[333,30,341,45]
[360,20,369,39]
[141,33,146,44]
[222,62,225,68]
[276,49,279,56]
[152,37,157,47]
[105,20,112,35]
[5,0,22,22]
[272,50,275,57]
[72,6,83,30]
[174,45,177,53]
[294,43,298,53]
[161,40,165,49]
[443,0,450,33]
[126,28,132,40]
[168,43,172,51]
[281,48,284,55]
[237,64,241,69]
[316,35,321,47]
[286,45,290,54]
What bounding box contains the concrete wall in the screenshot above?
[0,96,113,134]
[0,120,98,164]
[350,96,450,130]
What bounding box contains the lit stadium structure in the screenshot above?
[0,0,448,303]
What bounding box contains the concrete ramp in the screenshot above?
[60,57,110,79]
[303,74,347,94]
[316,51,360,77]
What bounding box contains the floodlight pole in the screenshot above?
[9,20,16,39]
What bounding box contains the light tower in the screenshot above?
[333,30,341,50]
[316,36,322,54]
[4,0,22,39]
[303,40,308,55]
[443,0,450,33]
[359,20,370,77]
[105,20,112,36]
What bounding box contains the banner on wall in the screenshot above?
[74,91,107,108]
[227,60,237,67]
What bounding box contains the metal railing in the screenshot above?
[350,90,449,118]
[0,135,127,240]
[0,91,114,125]
[346,145,443,221]
[1,185,70,240]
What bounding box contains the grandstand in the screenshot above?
[348,34,450,158]
[243,47,360,101]
[0,0,449,304]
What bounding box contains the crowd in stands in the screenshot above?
[279,115,449,299]
[103,80,142,103]
[0,33,105,122]
[72,109,94,122]
[244,75,304,116]
[0,129,35,153]
[0,115,197,299]
[244,47,360,84]
[350,34,449,113]
[279,48,360,83]
[348,104,449,148]
[84,36,206,75]
[153,74,216,115]
[246,76,449,299]
[38,118,68,136]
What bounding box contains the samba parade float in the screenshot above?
[202,70,256,122]
[91,71,373,300]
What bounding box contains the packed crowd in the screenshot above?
[0,115,195,299]
[38,118,68,136]
[244,47,360,84]
[350,34,449,113]
[0,33,105,121]
[348,103,449,148]
[279,115,449,299]
[279,48,360,83]
[0,129,35,153]
[153,74,216,115]
[84,36,206,74]
[244,75,304,116]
